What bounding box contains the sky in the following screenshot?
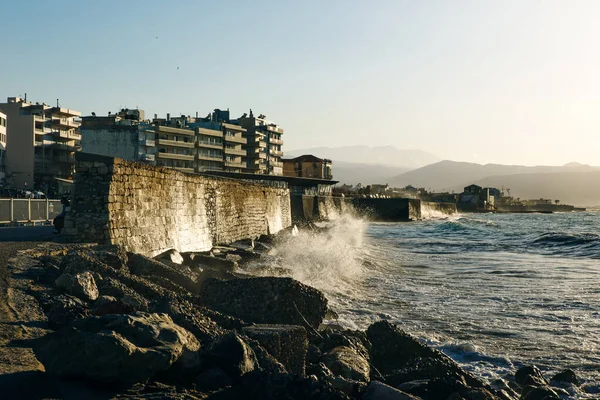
[2,0,600,166]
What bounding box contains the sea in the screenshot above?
[244,209,600,395]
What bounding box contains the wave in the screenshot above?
[530,232,600,258]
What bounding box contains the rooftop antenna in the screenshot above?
[57,99,60,107]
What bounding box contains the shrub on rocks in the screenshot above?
[198,277,328,330]
[55,271,99,301]
[35,312,201,384]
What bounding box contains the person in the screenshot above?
[53,196,70,234]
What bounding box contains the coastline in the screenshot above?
[0,226,589,399]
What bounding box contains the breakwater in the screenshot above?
[63,153,291,257]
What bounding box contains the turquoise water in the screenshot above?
[247,212,600,390]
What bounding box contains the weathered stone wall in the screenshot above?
[64,154,291,257]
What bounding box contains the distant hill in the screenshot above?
[330,161,411,185]
[388,160,600,206]
[389,160,598,191]
[285,146,440,169]
[472,171,600,207]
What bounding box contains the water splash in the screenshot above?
[244,213,367,300]
[420,203,457,220]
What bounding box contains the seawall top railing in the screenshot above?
[0,198,63,225]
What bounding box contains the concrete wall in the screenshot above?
[422,201,457,215]
[64,153,291,257]
[80,126,139,161]
[348,198,421,221]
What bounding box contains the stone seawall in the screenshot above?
[64,153,291,257]
[422,201,457,215]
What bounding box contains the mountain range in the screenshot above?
[285,146,600,206]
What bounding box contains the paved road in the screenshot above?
[0,225,56,242]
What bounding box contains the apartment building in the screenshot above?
[0,111,6,181]
[0,97,81,192]
[234,110,284,175]
[283,155,333,179]
[81,109,155,164]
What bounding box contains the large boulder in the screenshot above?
[55,271,99,301]
[242,324,308,376]
[199,277,328,330]
[364,381,421,400]
[515,365,548,388]
[127,252,199,293]
[35,312,201,383]
[204,332,258,381]
[322,346,370,383]
[38,293,90,329]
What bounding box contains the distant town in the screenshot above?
[0,95,332,198]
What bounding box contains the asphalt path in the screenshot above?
[0,225,56,242]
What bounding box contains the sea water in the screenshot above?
[244,211,600,392]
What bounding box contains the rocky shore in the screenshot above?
[0,236,588,399]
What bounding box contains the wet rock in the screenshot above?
[307,344,322,364]
[322,346,370,383]
[521,385,560,400]
[194,367,233,391]
[155,249,184,265]
[205,332,258,381]
[55,271,99,301]
[199,277,328,330]
[35,312,201,383]
[239,370,350,400]
[91,295,134,316]
[38,293,90,329]
[127,253,199,293]
[550,369,579,386]
[242,324,308,376]
[364,381,421,400]
[396,376,486,400]
[515,365,549,388]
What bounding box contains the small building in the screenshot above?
[463,184,482,194]
[283,155,332,180]
[0,111,6,182]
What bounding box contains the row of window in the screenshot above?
[0,117,6,127]
[0,133,5,143]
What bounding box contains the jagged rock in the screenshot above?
[521,385,560,400]
[245,337,288,374]
[194,367,233,391]
[225,253,243,263]
[322,346,370,383]
[155,249,184,265]
[239,370,351,400]
[515,365,549,388]
[38,293,90,329]
[307,344,323,364]
[242,324,308,376]
[90,245,128,269]
[188,253,237,271]
[55,271,99,301]
[199,277,328,330]
[550,369,579,386]
[205,332,258,381]
[91,295,134,316]
[395,377,487,400]
[364,381,421,400]
[98,277,150,312]
[35,312,201,383]
[127,253,199,293]
[317,330,370,361]
[152,293,224,343]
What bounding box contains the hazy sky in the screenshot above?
[3,1,600,166]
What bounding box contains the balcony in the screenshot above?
[224,135,246,144]
[197,154,223,162]
[52,118,80,129]
[174,167,195,174]
[269,138,283,145]
[269,160,283,168]
[50,130,81,141]
[225,160,245,168]
[197,141,223,150]
[139,139,155,147]
[224,148,246,156]
[266,125,284,134]
[156,139,195,148]
[156,152,194,161]
[269,149,283,157]
[139,153,155,162]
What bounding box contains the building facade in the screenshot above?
[235,110,284,175]
[0,97,81,193]
[0,111,6,182]
[283,154,332,180]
